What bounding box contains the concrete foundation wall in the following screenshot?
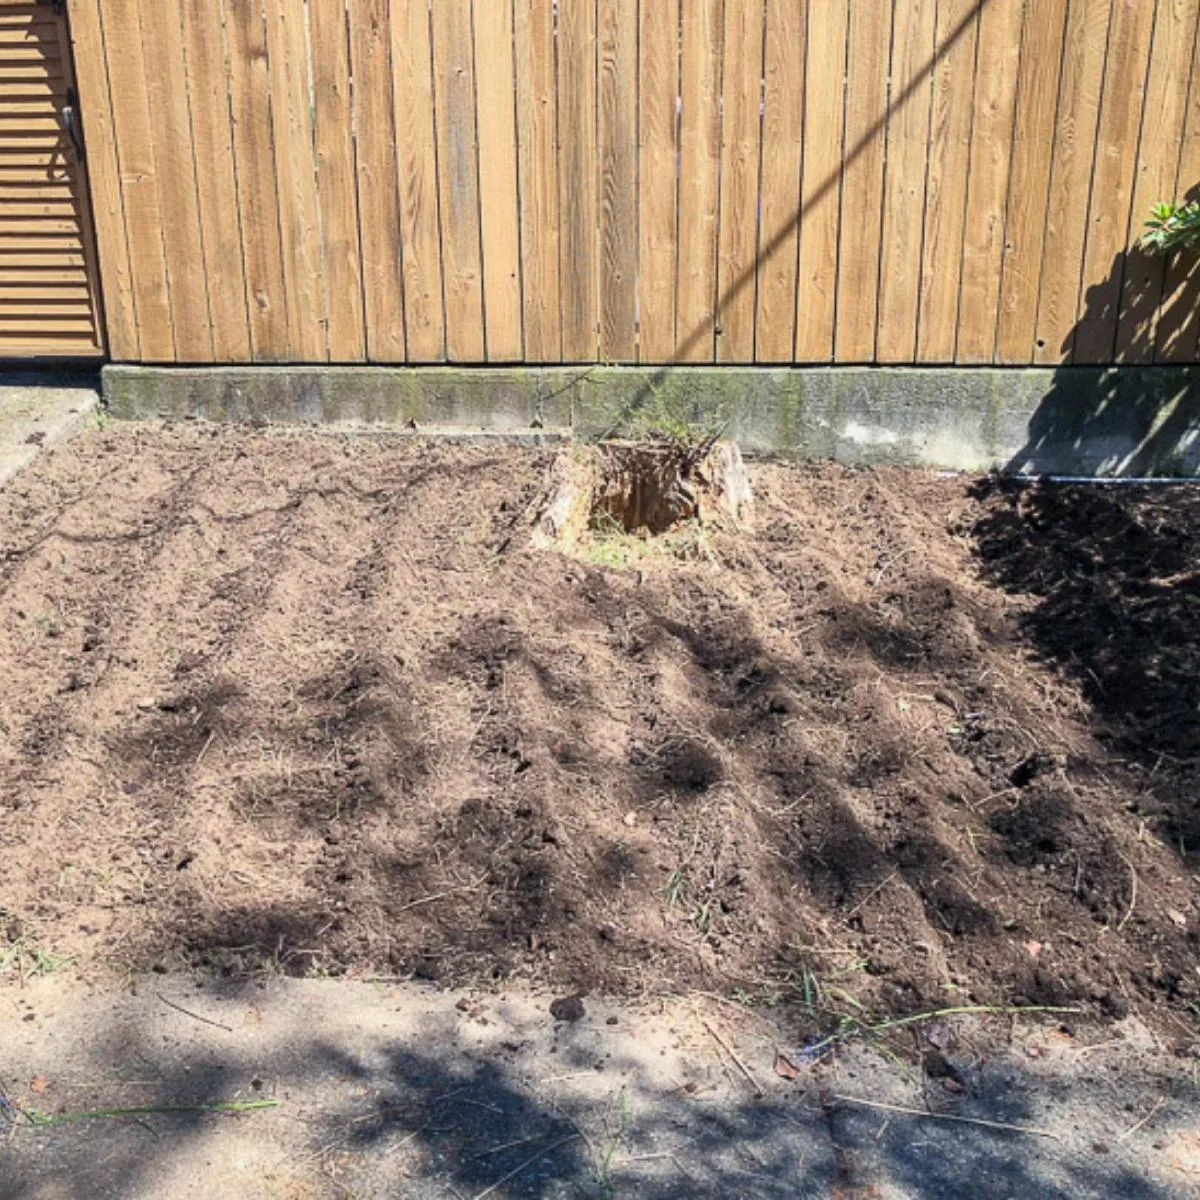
[103,365,1200,477]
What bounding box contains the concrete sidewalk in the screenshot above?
[2,975,1197,1198]
[0,374,100,489]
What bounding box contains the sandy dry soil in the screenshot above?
[0,427,1197,1047]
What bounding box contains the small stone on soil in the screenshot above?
[550,994,586,1022]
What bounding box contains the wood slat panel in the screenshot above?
[1,199,75,216]
[755,0,805,364]
[956,0,1023,363]
[0,339,103,356]
[835,0,889,362]
[430,0,483,361]
[1034,0,1114,364]
[0,248,85,265]
[0,300,95,317]
[0,63,63,79]
[349,0,406,362]
[0,269,88,284]
[715,0,765,363]
[0,316,99,333]
[1116,0,1200,363]
[515,0,561,362]
[0,45,62,60]
[180,0,251,362]
[1073,0,1159,363]
[559,0,598,362]
[474,0,523,361]
[0,149,70,168]
[676,0,722,363]
[266,0,327,362]
[310,0,365,362]
[19,0,108,360]
[637,0,679,363]
[131,0,212,359]
[0,114,65,132]
[225,0,289,360]
[916,0,979,363]
[1155,14,1200,363]
[996,0,1070,362]
[390,0,443,362]
[599,0,638,362]
[0,80,66,98]
[795,0,847,362]
[0,180,76,198]
[0,217,78,234]
[877,0,935,364]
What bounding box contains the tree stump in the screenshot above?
[534,440,752,551]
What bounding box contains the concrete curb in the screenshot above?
[102,364,1200,476]
[0,377,101,488]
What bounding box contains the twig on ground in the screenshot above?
[1116,853,1138,932]
[830,1094,1060,1140]
[157,992,233,1032]
[394,876,487,914]
[842,871,899,921]
[26,1099,278,1127]
[616,1145,693,1164]
[1119,1096,1165,1141]
[473,1134,545,1159]
[1072,1039,1124,1057]
[804,1003,1082,1059]
[196,730,216,765]
[471,1133,581,1200]
[702,1020,764,1098]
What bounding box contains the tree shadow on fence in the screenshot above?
[1004,246,1200,479]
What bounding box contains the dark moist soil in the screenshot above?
[1,428,1198,1044]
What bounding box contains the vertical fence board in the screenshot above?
[916,0,979,363]
[835,0,889,363]
[1073,0,1158,363]
[559,0,599,362]
[996,0,1069,363]
[225,0,290,360]
[266,0,327,362]
[599,0,638,361]
[514,0,560,362]
[1116,0,1200,364]
[390,0,444,362]
[1034,0,1113,364]
[349,0,406,362]
[96,0,173,360]
[715,0,765,363]
[755,0,805,364]
[638,0,679,362]
[180,0,251,363]
[1155,18,1200,362]
[474,0,523,361]
[795,0,847,362]
[675,0,722,363]
[430,0,484,362]
[311,0,366,362]
[956,0,1023,364]
[139,0,212,361]
[877,0,935,364]
[69,0,138,358]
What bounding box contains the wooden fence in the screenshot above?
[70,0,1200,366]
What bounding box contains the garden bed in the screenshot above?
[1,428,1197,1043]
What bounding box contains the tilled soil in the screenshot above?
[1,428,1197,1043]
